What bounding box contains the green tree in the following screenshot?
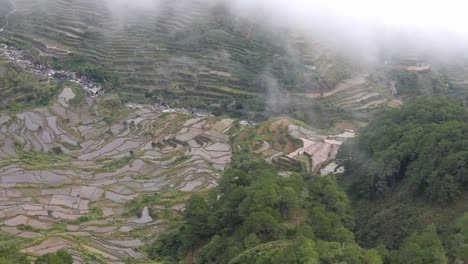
[391,225,448,264]
[0,235,28,264]
[341,98,468,202]
[279,187,300,219]
[35,250,73,264]
[242,211,280,242]
[184,193,212,238]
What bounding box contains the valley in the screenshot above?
[0,72,355,262]
[0,0,467,263]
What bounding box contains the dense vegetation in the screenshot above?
[0,234,28,264]
[34,250,73,264]
[0,62,60,112]
[146,153,382,263]
[335,97,468,260]
[142,97,468,263]
[390,69,450,97]
[1,1,467,262]
[0,234,73,264]
[341,97,468,203]
[49,54,121,89]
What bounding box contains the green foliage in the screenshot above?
[391,69,450,97]
[0,234,28,264]
[76,203,103,223]
[50,54,120,88]
[337,97,468,253]
[125,191,191,218]
[50,146,64,155]
[341,97,468,202]
[184,193,213,239]
[18,151,72,168]
[35,250,73,264]
[68,83,86,106]
[101,93,122,110]
[441,212,468,262]
[229,238,320,264]
[17,224,42,233]
[126,193,162,217]
[351,198,422,249]
[390,225,448,264]
[147,153,381,263]
[0,62,60,112]
[99,154,135,171]
[147,228,184,263]
[168,154,191,166]
[61,142,81,151]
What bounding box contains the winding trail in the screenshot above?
[303,74,368,99]
[0,0,16,33]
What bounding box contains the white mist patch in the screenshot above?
[229,0,468,57]
[260,71,291,114]
[105,0,158,9]
[233,0,468,34]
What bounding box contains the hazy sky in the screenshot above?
[234,0,468,34]
[105,0,468,36]
[101,0,468,59]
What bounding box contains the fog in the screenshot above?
[231,0,468,59]
[8,0,468,51]
[232,0,468,33]
[98,0,468,62]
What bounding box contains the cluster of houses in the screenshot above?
[239,120,255,126]
[154,103,214,117]
[0,42,48,74]
[124,102,144,110]
[0,42,103,97]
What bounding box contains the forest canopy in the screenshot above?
[339,97,468,202]
[146,154,381,264]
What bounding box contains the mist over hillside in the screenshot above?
[3,0,468,58]
[1,1,468,263]
[100,0,468,59]
[0,0,466,123]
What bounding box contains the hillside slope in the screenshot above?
[0,0,393,119]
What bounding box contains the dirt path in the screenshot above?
[303,74,368,99]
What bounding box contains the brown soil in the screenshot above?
[282,140,296,154]
[268,118,290,132]
[238,131,246,141]
[269,119,296,154]
[257,126,264,134]
[252,141,264,152]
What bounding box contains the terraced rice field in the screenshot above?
[0,83,360,262]
[0,87,234,262]
[301,73,394,114]
[250,119,355,173]
[2,0,356,111]
[2,0,448,120]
